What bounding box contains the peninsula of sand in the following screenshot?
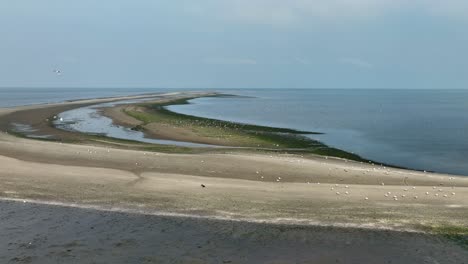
[1,92,467,263]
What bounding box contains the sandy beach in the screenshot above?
[1,93,467,263]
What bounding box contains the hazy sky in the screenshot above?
[1,0,468,89]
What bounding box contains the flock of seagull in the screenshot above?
[40,142,460,204]
[253,156,458,202]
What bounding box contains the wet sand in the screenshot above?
[1,93,468,263]
[1,200,467,264]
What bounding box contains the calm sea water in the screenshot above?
[168,89,468,176]
[1,88,468,175]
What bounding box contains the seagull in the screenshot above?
[53,69,62,76]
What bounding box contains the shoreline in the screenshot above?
[1,91,468,257]
[98,96,376,162]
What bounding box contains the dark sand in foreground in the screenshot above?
[1,200,467,264]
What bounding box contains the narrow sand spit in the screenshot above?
[0,93,467,263]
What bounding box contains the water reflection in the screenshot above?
[54,98,216,148]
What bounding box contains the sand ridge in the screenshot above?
[1,131,468,231]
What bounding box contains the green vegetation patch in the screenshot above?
[426,225,468,249]
[120,97,369,162]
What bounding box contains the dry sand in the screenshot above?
[1,93,468,263]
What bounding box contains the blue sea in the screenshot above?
[1,88,468,176]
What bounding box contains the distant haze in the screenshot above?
[1,1,468,89]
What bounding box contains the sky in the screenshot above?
[1,0,468,89]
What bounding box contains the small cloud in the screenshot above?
[203,57,257,65]
[339,57,374,69]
